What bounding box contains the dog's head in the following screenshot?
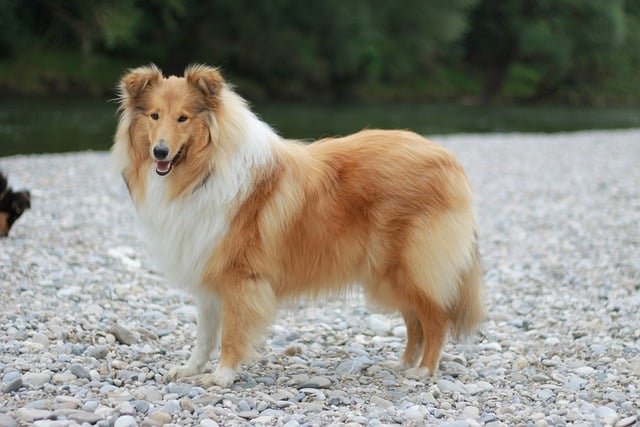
[117,64,225,178]
[0,173,31,237]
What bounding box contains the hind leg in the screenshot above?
[400,310,423,369]
[415,299,448,376]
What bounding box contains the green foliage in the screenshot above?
[465,0,639,103]
[1,0,640,104]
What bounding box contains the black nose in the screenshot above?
[153,143,169,160]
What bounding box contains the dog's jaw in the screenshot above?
[155,146,184,177]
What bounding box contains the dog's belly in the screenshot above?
[137,175,230,292]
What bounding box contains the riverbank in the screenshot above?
[1,130,638,426]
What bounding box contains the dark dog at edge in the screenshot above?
[0,171,30,237]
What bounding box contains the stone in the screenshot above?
[595,406,618,425]
[114,415,138,427]
[111,324,137,345]
[237,399,251,412]
[145,389,163,402]
[441,422,470,427]
[133,400,150,413]
[405,405,428,420]
[2,376,22,393]
[87,345,110,359]
[69,363,91,380]
[31,332,50,347]
[336,356,373,375]
[574,366,595,376]
[67,411,104,424]
[16,409,52,423]
[0,414,16,427]
[615,416,638,427]
[148,410,171,425]
[118,401,135,415]
[238,410,259,419]
[536,389,554,401]
[437,379,468,395]
[22,372,51,387]
[462,406,480,419]
[297,376,331,389]
[367,314,393,335]
[370,395,393,409]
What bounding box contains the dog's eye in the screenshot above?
[177,115,188,123]
[150,113,159,120]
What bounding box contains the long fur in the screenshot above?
[111,64,485,386]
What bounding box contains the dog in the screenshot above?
[0,171,31,237]
[111,64,485,387]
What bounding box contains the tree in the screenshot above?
[465,0,627,103]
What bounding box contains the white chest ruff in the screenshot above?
[130,104,276,292]
[136,172,232,291]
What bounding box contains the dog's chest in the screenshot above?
[136,175,230,290]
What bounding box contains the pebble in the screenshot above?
[595,406,618,425]
[574,366,595,376]
[367,314,393,335]
[297,376,331,389]
[0,414,16,427]
[438,379,468,395]
[16,409,52,423]
[238,410,259,419]
[69,363,91,380]
[371,395,393,409]
[87,345,110,359]
[145,389,163,402]
[463,406,480,419]
[148,410,172,424]
[2,376,23,393]
[1,133,639,426]
[22,372,51,387]
[615,416,638,427]
[67,411,104,424]
[405,405,428,420]
[114,415,138,427]
[110,324,137,345]
[335,356,373,375]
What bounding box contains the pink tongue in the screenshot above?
[156,161,171,172]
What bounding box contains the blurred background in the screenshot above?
[1,0,640,156]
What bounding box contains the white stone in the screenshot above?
[114,415,137,427]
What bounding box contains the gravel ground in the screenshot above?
[1,129,639,427]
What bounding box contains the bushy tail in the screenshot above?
[450,241,486,339]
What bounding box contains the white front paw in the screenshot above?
[167,364,199,381]
[404,366,434,379]
[208,365,236,387]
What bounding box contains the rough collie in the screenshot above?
[111,64,485,387]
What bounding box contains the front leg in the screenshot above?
[168,290,221,380]
[208,279,276,387]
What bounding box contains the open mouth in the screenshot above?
[155,146,184,176]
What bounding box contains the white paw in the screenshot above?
[206,365,236,388]
[404,366,433,379]
[167,364,199,381]
[397,359,419,371]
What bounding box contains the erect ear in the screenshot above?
[185,64,225,108]
[118,64,163,105]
